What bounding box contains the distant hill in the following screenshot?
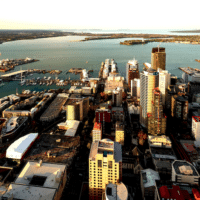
[171,30,200,33]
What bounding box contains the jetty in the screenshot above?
[1,70,28,81]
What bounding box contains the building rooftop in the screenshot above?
[6,133,38,160]
[89,139,122,162]
[112,107,123,112]
[141,169,160,188]
[24,134,80,164]
[148,135,172,148]
[57,120,80,137]
[156,180,200,200]
[192,116,200,122]
[150,147,177,160]
[15,161,66,189]
[93,122,101,130]
[2,184,57,200]
[106,182,128,200]
[172,160,199,176]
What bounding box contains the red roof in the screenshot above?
[159,186,170,199]
[192,189,200,200]
[192,116,200,122]
[94,122,101,130]
[159,185,192,200]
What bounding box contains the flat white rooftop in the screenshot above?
[3,184,56,200]
[15,161,66,189]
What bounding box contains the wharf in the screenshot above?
[179,67,196,75]
[1,70,28,81]
[68,68,83,74]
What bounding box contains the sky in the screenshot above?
[0,0,199,30]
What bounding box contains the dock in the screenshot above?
[1,70,28,81]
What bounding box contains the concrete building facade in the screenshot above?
[89,139,122,200]
[140,70,159,127]
[147,88,167,135]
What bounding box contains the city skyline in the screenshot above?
[0,0,200,30]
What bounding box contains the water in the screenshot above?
[0,34,200,98]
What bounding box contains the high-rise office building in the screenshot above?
[126,59,139,89]
[147,88,167,135]
[140,69,159,127]
[95,108,111,134]
[131,78,140,98]
[89,139,122,200]
[171,95,189,121]
[151,47,166,70]
[159,70,171,106]
[112,87,122,107]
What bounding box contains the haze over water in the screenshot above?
[0,30,200,97]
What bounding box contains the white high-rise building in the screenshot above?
[112,87,122,107]
[192,116,200,143]
[131,78,140,98]
[159,70,171,106]
[140,69,159,127]
[182,72,189,83]
[126,58,139,83]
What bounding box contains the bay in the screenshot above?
[0,35,200,98]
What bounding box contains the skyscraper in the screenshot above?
[147,88,167,135]
[151,47,166,71]
[140,69,159,127]
[159,70,171,106]
[89,139,122,200]
[126,59,139,89]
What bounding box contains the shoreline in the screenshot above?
[0,30,200,46]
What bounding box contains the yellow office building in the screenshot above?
[89,139,122,200]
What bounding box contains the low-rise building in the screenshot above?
[172,160,200,185]
[105,182,128,200]
[2,161,67,200]
[57,120,80,137]
[140,169,160,199]
[148,135,177,176]
[6,133,38,162]
[115,121,124,146]
[155,180,200,200]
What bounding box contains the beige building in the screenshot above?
[89,139,122,200]
[2,161,67,200]
[115,121,124,146]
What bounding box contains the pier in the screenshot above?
[0,70,28,81]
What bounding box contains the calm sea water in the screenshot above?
[0,34,200,98]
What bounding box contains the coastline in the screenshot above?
[0,30,200,46]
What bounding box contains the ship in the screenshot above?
[0,116,29,143]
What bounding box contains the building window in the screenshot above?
[98,160,102,168]
[107,187,112,196]
[108,161,112,169]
